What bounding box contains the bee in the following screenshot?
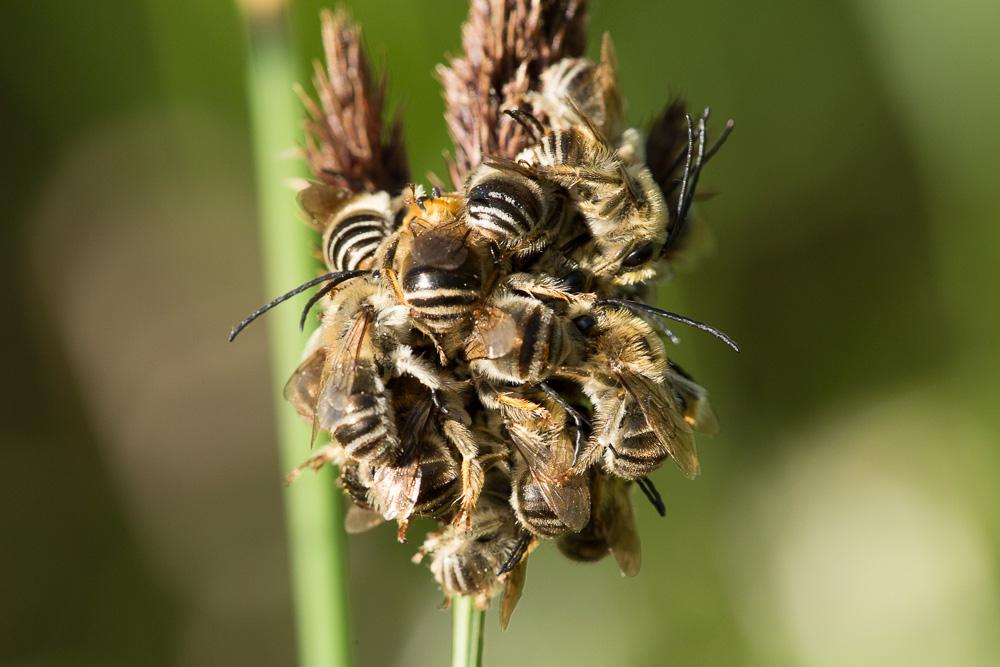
[383,190,497,343]
[528,33,624,143]
[464,161,557,253]
[557,471,641,577]
[466,293,581,386]
[415,469,526,618]
[367,382,466,535]
[297,182,396,273]
[507,415,591,540]
[568,305,703,480]
[507,108,669,285]
[282,290,401,475]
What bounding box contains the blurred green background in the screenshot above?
[2,0,999,665]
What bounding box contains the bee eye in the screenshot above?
[621,242,655,269]
[562,270,585,293]
[475,534,494,544]
[573,314,597,335]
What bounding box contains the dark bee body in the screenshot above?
[466,163,550,245]
[410,431,461,519]
[510,473,583,538]
[324,208,392,272]
[469,294,578,385]
[557,472,641,576]
[298,185,395,272]
[394,194,488,336]
[507,421,590,539]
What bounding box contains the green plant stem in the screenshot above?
[452,596,485,667]
[241,4,351,666]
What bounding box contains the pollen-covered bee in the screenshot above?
[557,471,641,577]
[383,190,499,347]
[528,33,624,143]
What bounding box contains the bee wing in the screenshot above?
[474,307,518,359]
[370,463,422,522]
[481,156,541,181]
[315,308,375,433]
[605,478,641,577]
[283,344,326,420]
[344,506,385,534]
[509,424,591,532]
[499,556,528,631]
[297,182,353,230]
[667,365,720,435]
[368,398,436,521]
[619,371,700,479]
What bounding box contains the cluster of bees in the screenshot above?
[231,36,734,622]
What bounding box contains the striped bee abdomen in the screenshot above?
[511,480,572,538]
[324,210,392,272]
[605,402,668,479]
[401,244,482,334]
[466,165,548,243]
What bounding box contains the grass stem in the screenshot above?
[240,3,352,665]
[452,596,485,667]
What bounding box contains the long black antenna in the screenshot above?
[602,298,740,352]
[228,270,366,342]
[664,108,735,253]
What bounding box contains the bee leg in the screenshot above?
[635,476,667,517]
[442,418,483,528]
[396,518,411,543]
[430,389,450,415]
[538,382,591,466]
[497,531,533,576]
[285,444,340,485]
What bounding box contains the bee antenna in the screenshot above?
[636,477,666,517]
[297,270,369,331]
[601,298,739,352]
[502,108,545,142]
[663,110,734,256]
[497,531,533,576]
[229,270,366,342]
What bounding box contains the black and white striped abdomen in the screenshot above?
[511,479,572,538]
[533,128,587,167]
[466,165,548,243]
[604,400,668,480]
[401,266,481,334]
[324,211,391,272]
[317,372,398,467]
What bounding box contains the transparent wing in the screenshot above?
[500,556,528,631]
[283,345,326,420]
[476,307,517,359]
[509,423,590,532]
[605,477,641,577]
[297,182,353,230]
[369,398,436,521]
[315,308,375,434]
[666,363,720,435]
[618,371,700,479]
[344,506,385,534]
